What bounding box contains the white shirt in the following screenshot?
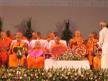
[98,27,108,47]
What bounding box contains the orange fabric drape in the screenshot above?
[9,41,27,68]
[27,47,45,69]
[27,56,44,69]
[93,56,101,70]
[0,51,8,66]
[0,37,11,67]
[86,40,94,66]
[9,53,26,67]
[0,37,12,49]
[51,43,67,58]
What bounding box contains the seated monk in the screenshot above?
[0,32,12,67]
[9,32,28,68]
[69,30,84,49]
[51,36,67,58]
[27,41,45,69]
[86,32,98,69]
[9,47,26,68]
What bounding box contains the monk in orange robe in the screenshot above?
[27,41,45,69]
[93,48,101,70]
[86,33,98,69]
[51,36,67,58]
[0,32,12,67]
[9,47,26,68]
[69,30,84,49]
[9,32,28,68]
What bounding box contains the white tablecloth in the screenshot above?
[45,59,90,70]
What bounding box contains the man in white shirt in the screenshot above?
[98,21,108,69]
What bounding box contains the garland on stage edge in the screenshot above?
[0,67,108,81]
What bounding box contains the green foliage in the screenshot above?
[26,18,32,32]
[62,20,72,42]
[0,17,3,32]
[24,18,32,39]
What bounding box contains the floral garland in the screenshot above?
[0,67,108,81]
[14,47,23,59]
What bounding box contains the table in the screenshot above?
[45,59,90,70]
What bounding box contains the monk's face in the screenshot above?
[47,35,51,41]
[35,32,41,39]
[32,32,37,39]
[88,34,94,40]
[77,40,83,46]
[74,31,81,37]
[1,32,7,39]
[49,32,55,40]
[15,32,22,41]
[55,37,60,44]
[34,41,41,48]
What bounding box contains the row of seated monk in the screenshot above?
[0,31,101,69]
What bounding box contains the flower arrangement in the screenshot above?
[57,50,87,60]
[14,47,23,59]
[0,67,108,81]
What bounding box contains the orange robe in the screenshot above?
[0,51,8,66]
[51,43,67,58]
[69,37,84,49]
[9,41,27,67]
[9,53,26,67]
[86,39,101,69]
[0,37,12,49]
[86,40,94,66]
[27,48,45,69]
[0,37,11,67]
[93,55,101,70]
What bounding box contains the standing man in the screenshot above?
[98,21,108,69]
